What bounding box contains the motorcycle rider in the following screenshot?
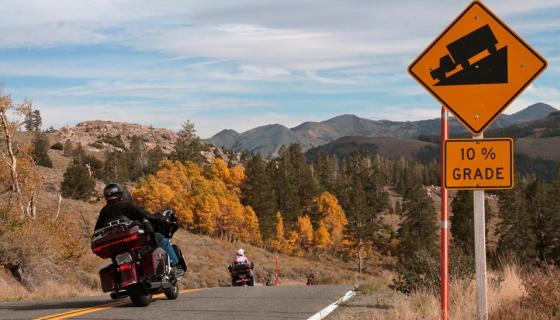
[232,248,250,265]
[228,248,255,285]
[95,183,180,268]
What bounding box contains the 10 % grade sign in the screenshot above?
[444,138,513,190]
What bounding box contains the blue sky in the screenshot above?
[0,0,558,138]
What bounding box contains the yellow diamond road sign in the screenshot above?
[444,138,513,190]
[409,1,547,135]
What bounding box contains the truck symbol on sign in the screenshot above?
[430,25,508,86]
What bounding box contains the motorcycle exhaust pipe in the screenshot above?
[144,280,172,289]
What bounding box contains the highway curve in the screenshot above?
[0,285,353,320]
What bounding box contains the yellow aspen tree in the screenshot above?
[193,194,218,235]
[132,158,261,243]
[314,192,348,249]
[285,231,299,255]
[132,176,174,212]
[229,165,245,190]
[269,211,286,252]
[206,158,230,181]
[242,206,262,246]
[296,215,314,250]
[156,160,190,191]
[314,221,331,251]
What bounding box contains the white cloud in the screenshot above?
[0,0,558,135]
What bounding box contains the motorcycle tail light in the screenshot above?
[92,234,139,254]
[119,262,133,272]
[119,262,137,287]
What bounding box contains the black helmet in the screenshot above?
[162,209,177,222]
[103,183,124,202]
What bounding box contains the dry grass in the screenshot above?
[0,277,99,302]
[1,207,375,302]
[331,264,527,320]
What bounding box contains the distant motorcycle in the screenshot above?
[228,262,255,286]
[91,219,187,306]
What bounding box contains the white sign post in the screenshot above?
[473,134,488,320]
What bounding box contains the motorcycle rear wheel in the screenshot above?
[164,280,179,300]
[127,285,152,307]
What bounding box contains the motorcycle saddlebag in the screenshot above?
[140,247,166,278]
[100,264,116,292]
[231,263,250,273]
[172,244,188,271]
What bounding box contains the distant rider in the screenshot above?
[228,248,255,285]
[232,248,250,265]
[95,183,180,268]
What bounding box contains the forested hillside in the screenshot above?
[2,92,560,318]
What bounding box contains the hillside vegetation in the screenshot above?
[2,93,560,320]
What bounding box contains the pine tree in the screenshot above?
[314,152,336,192]
[103,150,130,183]
[32,132,52,168]
[61,164,95,200]
[527,177,560,264]
[397,182,438,257]
[496,179,537,263]
[272,144,318,226]
[240,154,276,239]
[146,146,166,174]
[128,135,147,180]
[270,150,299,225]
[392,182,439,294]
[335,151,390,271]
[69,143,103,178]
[31,110,42,131]
[72,143,86,164]
[547,172,560,265]
[23,110,33,131]
[451,190,474,254]
[172,121,206,164]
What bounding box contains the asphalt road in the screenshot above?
[0,285,353,320]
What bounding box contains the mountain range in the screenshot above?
[206,103,558,156]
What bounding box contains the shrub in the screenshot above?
[50,142,63,150]
[101,134,126,150]
[61,164,95,200]
[391,249,439,294]
[88,141,104,149]
[521,265,560,318]
[32,133,53,168]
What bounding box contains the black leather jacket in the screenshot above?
[94,201,153,231]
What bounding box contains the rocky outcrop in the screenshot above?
[56,120,178,153]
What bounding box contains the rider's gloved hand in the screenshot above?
[142,218,155,233]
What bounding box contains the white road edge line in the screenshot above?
[306,290,356,320]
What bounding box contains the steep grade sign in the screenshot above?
[409,1,547,134]
[444,138,513,190]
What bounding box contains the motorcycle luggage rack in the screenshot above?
[92,220,141,241]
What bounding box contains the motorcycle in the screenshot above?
[91,219,187,306]
[228,262,255,287]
